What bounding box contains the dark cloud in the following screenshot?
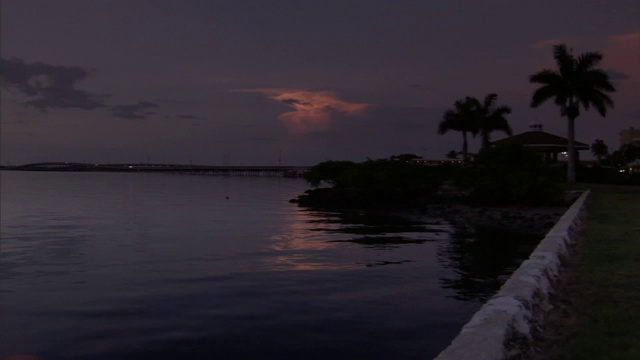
[111,101,159,120]
[0,57,108,110]
[281,98,313,106]
[176,114,208,120]
[606,69,630,80]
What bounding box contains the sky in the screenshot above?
[1,0,639,166]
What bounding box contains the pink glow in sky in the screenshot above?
[240,88,371,134]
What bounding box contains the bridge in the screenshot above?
[0,162,310,177]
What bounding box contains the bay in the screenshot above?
[0,171,525,359]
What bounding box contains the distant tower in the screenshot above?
[529,119,543,132]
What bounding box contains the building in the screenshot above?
[620,127,640,147]
[490,121,589,162]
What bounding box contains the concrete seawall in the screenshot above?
[435,190,591,360]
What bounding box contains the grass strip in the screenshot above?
[549,185,640,359]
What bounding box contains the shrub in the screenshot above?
[303,159,446,196]
[303,160,358,187]
[458,145,564,205]
[577,165,640,186]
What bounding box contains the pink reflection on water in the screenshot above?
[266,210,358,271]
[268,253,358,271]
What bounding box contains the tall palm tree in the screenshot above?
[477,93,512,148]
[591,139,609,163]
[438,97,480,163]
[529,44,616,183]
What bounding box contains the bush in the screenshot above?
[345,159,445,194]
[457,145,564,205]
[303,160,358,187]
[302,159,447,199]
[577,165,640,186]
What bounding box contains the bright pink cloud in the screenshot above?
[238,88,371,134]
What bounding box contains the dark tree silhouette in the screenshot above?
[608,144,640,166]
[438,97,480,163]
[477,93,512,148]
[390,153,422,162]
[591,139,609,163]
[530,44,616,183]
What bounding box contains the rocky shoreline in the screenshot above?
[290,188,581,237]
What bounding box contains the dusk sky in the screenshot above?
[1,0,638,166]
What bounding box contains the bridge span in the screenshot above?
[1,162,310,177]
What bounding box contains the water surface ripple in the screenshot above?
[0,172,534,359]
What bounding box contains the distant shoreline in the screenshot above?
[0,162,310,177]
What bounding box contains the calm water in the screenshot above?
[0,172,538,359]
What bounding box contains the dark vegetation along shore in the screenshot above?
[292,146,568,208]
[290,146,574,237]
[289,146,580,306]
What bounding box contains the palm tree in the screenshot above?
[529,44,616,183]
[591,139,608,163]
[477,93,513,148]
[438,97,480,163]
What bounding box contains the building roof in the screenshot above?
[491,131,589,151]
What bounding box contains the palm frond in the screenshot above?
[576,52,603,72]
[553,92,569,106]
[477,93,512,147]
[586,70,617,92]
[530,85,558,107]
[493,105,512,118]
[438,111,456,134]
[529,69,561,84]
[587,90,615,117]
[553,44,575,78]
[484,116,512,135]
[598,91,614,107]
[483,93,497,110]
[438,97,481,136]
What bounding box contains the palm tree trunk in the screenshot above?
[481,133,490,149]
[462,131,468,163]
[567,116,576,183]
